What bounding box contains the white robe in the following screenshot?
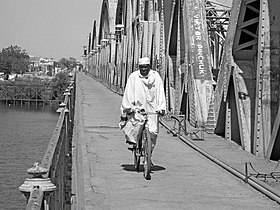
[121,70,166,135]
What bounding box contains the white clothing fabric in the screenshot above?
[121,70,166,135]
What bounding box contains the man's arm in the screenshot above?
[156,73,167,113]
[120,74,135,116]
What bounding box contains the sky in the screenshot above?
[0,0,103,61]
[213,0,232,7]
[0,0,232,61]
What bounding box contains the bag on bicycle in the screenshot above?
[120,112,145,143]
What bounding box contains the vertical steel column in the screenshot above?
[253,0,267,156]
[175,0,181,114]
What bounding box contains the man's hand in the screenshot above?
[126,106,140,115]
[119,116,128,129]
[120,116,128,121]
[157,110,165,116]
[127,108,135,115]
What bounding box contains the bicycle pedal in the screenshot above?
[126,140,136,145]
[127,147,134,152]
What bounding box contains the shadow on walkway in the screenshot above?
[121,164,166,172]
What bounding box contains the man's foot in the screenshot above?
[127,143,136,152]
[126,139,136,145]
[127,147,134,152]
[144,159,154,166]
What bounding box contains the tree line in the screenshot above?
[0,45,29,79]
[0,45,81,80]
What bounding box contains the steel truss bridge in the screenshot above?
[83,0,280,161]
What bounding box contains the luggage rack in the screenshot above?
[245,161,280,182]
[164,113,205,141]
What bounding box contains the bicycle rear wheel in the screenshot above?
[134,138,141,171]
[143,130,152,180]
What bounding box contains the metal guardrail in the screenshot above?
[160,118,280,205]
[19,74,76,210]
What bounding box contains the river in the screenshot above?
[0,103,58,209]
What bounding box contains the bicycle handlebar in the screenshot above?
[141,111,160,115]
[136,109,160,115]
[126,108,164,116]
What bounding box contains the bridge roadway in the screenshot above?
[71,72,280,209]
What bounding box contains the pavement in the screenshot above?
[71,72,280,210]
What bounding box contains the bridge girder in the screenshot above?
[85,0,280,160]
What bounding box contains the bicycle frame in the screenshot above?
[133,111,158,180]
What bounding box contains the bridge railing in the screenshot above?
[19,74,76,210]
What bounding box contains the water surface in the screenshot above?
[0,103,58,209]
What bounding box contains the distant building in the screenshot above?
[29,56,41,73]
[29,56,56,76]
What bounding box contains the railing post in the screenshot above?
[68,86,73,117]
[63,89,71,121]
[19,162,56,210]
[56,101,66,113]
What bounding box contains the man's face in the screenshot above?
[139,64,150,77]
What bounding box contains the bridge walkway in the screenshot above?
[71,72,280,209]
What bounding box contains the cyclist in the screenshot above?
[120,57,166,158]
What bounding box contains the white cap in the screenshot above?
[139,57,150,66]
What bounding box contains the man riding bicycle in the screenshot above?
[120,57,166,159]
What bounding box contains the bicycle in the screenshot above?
[132,110,159,180]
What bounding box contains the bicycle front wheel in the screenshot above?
[143,130,152,180]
